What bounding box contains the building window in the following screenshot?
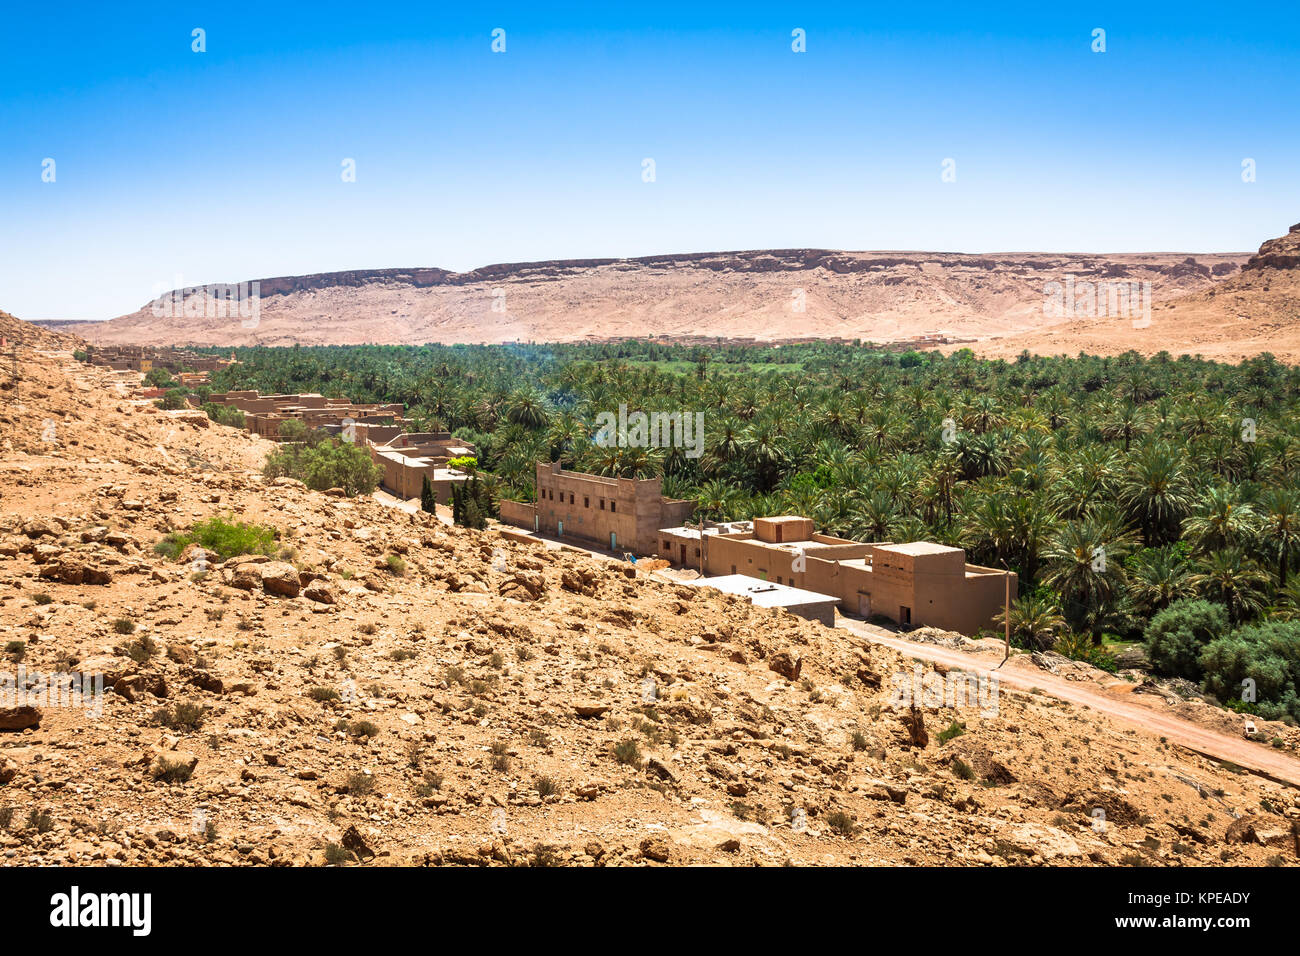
[584,497,589,508]
[569,493,575,505]
[610,501,616,513]
[600,499,606,510]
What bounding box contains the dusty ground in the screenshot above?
[0,319,1298,867]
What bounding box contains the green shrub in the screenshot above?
[155,701,205,731]
[1200,620,1300,723]
[824,810,855,837]
[1144,598,1229,682]
[156,515,278,563]
[152,757,194,784]
[263,434,381,497]
[155,388,188,410]
[1055,631,1118,672]
[126,636,157,663]
[343,773,375,794]
[202,402,246,429]
[938,720,966,744]
[324,843,351,865]
[144,367,176,388]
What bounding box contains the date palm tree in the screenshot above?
[992,593,1067,650]
[1258,486,1300,589]
[1188,547,1269,624]
[1127,547,1194,616]
[1041,518,1129,635]
[1120,441,1195,546]
[1181,486,1258,554]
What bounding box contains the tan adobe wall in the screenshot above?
[533,463,690,555]
[535,463,640,552]
[682,531,1013,636]
[754,516,814,543]
[498,499,536,529]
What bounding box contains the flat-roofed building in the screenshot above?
[679,574,840,626]
[661,515,1014,636]
[499,462,696,555]
[368,432,479,502]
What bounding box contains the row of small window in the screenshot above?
[542,488,615,512]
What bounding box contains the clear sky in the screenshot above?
[2,1,1297,320]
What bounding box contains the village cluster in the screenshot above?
[95,341,1019,637]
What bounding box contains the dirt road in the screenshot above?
[837,618,1300,788]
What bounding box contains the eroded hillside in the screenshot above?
[54,249,1244,352]
[0,338,1297,867]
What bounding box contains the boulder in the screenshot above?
[341,825,375,859]
[639,836,671,863]
[228,564,262,591]
[39,555,113,586]
[1002,823,1082,861]
[303,580,336,605]
[499,572,544,602]
[0,706,42,732]
[22,517,59,539]
[767,649,802,681]
[259,562,301,598]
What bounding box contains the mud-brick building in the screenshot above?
[368,432,478,503]
[660,516,1014,636]
[501,462,696,555]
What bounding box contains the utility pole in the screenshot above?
[696,517,705,577]
[997,559,1011,668]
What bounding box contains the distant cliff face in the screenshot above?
[1243,222,1300,272]
[971,222,1300,363]
[56,248,1248,351]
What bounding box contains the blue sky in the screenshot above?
[1,1,1297,319]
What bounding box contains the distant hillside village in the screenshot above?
[107,347,1014,637]
[82,344,235,375]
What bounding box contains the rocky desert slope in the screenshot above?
[967,222,1300,364]
[52,249,1245,351]
[2,313,1299,867]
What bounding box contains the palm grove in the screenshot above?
[204,341,1300,722]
